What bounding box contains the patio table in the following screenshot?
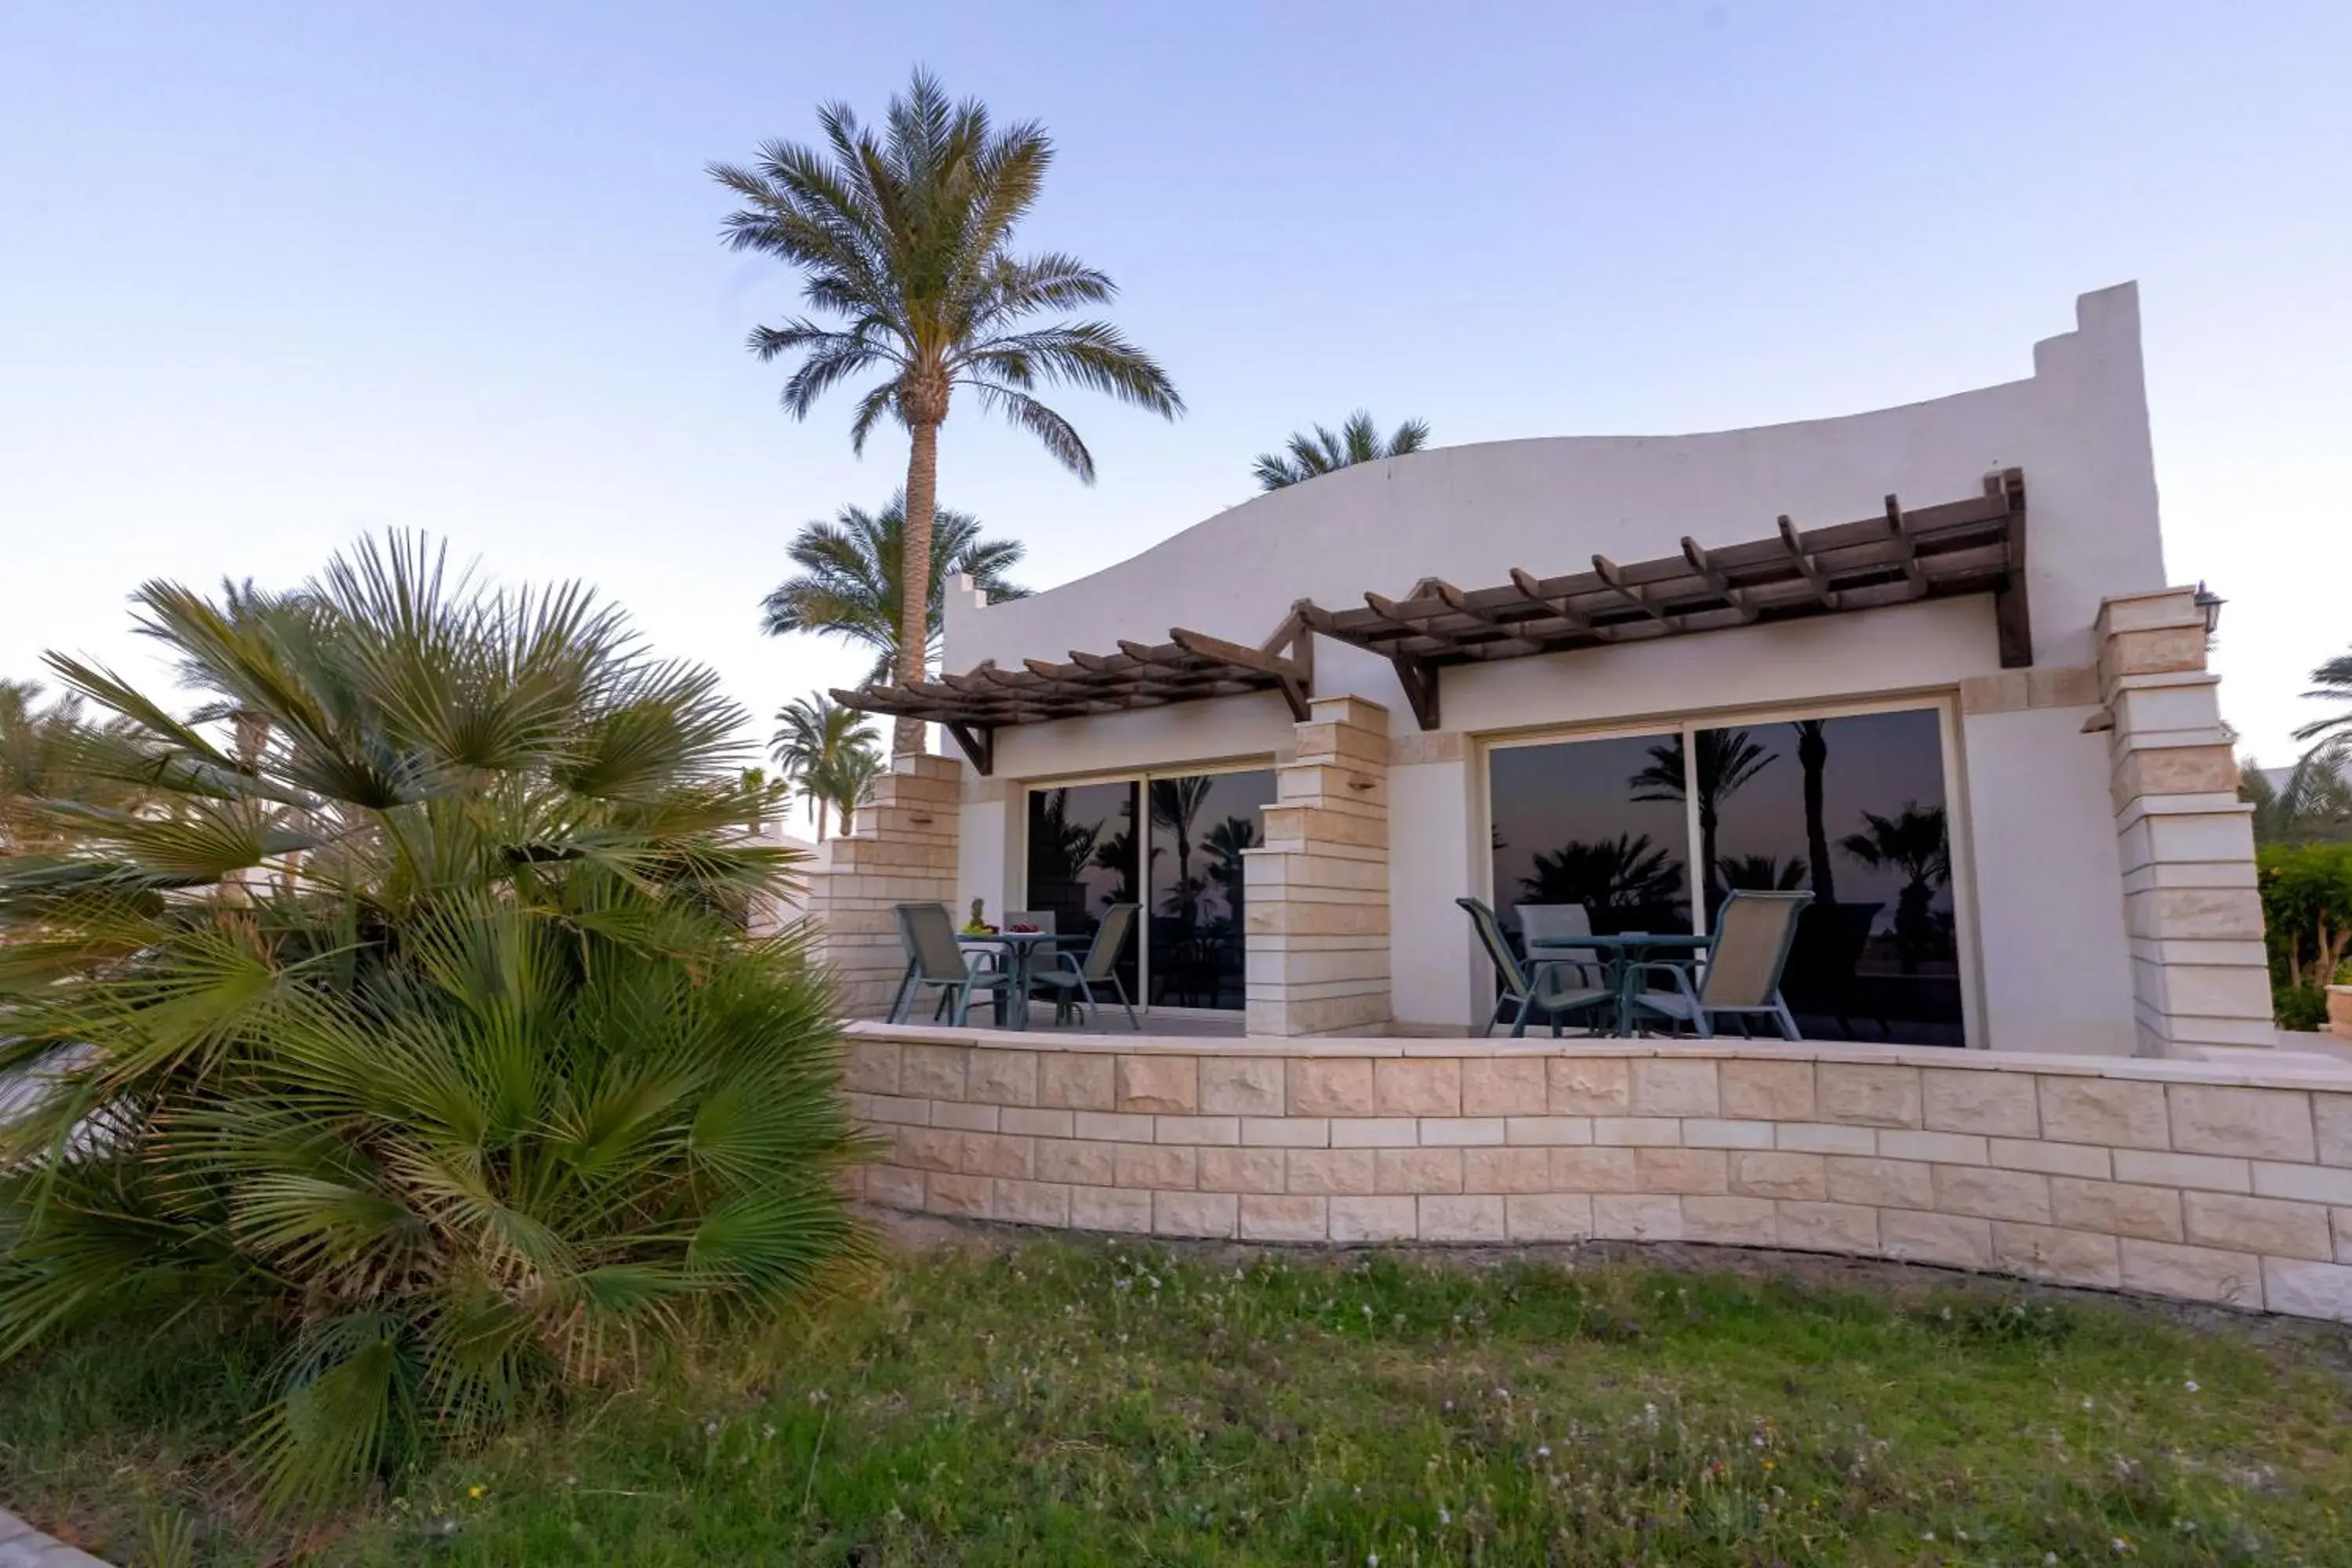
[1527,932,1711,1036]
[957,931,1068,1032]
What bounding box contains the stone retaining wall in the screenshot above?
[842,1024,2352,1322]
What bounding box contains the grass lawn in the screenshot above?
[5,1234,2351,1565]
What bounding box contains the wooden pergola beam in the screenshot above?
[1775,514,1843,610]
[1679,536,1759,623]
[1592,554,1677,628]
[1990,467,2033,669]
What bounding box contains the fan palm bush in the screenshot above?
[0,537,869,1513]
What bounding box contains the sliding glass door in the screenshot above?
[1025,765,1276,1012]
[1487,706,1965,1046]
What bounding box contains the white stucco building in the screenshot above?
[828,285,2270,1058]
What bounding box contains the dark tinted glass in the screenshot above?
[1146,769,1276,1010]
[1024,782,1141,997]
[1487,733,1692,942]
[1700,710,1961,1046]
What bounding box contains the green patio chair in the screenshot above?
[1622,891,1813,1040]
[1031,902,1142,1030]
[1458,897,1617,1037]
[889,902,1009,1026]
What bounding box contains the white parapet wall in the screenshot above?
[841,1022,2352,1323]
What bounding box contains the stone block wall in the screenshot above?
[2095,588,2274,1054]
[842,1023,2352,1323]
[1243,696,1392,1036]
[801,754,962,1019]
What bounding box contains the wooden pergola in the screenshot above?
[836,620,1313,776]
[838,469,2029,766]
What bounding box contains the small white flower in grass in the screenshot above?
[1438,1507,1451,1526]
[1922,1532,1936,1542]
[2082,1398,2095,1410]
[703,1417,720,1437]
[1537,1446,1551,1459]
[2183,1379,2199,1393]
[761,1424,776,1440]
[809,1388,829,1405]
[2045,1555,2059,1565]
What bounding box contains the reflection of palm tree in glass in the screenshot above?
[1795,720,1838,906]
[1520,834,1685,916]
[1204,815,1259,929]
[1719,853,1807,891]
[1839,803,1951,973]
[1149,776,1215,930]
[1031,788,1102,883]
[1631,729,1777,917]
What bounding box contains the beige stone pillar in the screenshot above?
[1243,695,1391,1036]
[801,753,962,1019]
[2095,588,2273,1054]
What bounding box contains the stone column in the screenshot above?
[2095,587,2273,1054]
[800,753,962,1019]
[1243,695,1391,1036]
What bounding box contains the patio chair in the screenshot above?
[1515,902,1609,989]
[1031,902,1142,1030]
[1458,897,1617,1037]
[888,902,1009,1026]
[1621,890,1813,1040]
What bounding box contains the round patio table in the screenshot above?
[956,931,1068,1032]
[1526,932,1713,1037]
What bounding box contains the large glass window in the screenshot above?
[1488,732,1692,938]
[1024,768,1276,1012]
[1147,771,1278,1010]
[1700,711,1962,1046]
[1023,782,1141,1000]
[1487,706,1964,1046]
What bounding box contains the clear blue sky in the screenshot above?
[5,1,2347,831]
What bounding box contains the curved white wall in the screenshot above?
[948,286,2167,1054]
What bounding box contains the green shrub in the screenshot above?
[2256,841,2352,1023]
[2274,985,2332,1032]
[0,537,869,1512]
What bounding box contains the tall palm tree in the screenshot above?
[1629,729,1779,917]
[770,692,881,839]
[713,70,1184,755]
[1252,410,1432,491]
[1149,774,1216,927]
[810,742,884,837]
[1795,719,1838,905]
[2292,644,2352,764]
[0,680,143,854]
[2241,753,2352,845]
[761,493,1028,684]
